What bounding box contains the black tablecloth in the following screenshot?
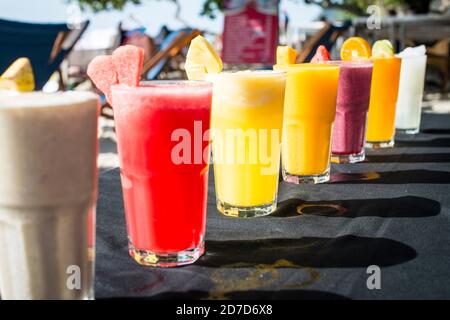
[96,112,450,299]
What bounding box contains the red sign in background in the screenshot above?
[222,0,279,64]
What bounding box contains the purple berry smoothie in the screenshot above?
[331,61,373,163]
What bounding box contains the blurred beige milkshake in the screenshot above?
[0,91,99,300]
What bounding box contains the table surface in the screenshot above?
[96,111,450,300]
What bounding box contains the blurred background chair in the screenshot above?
[67,27,122,90]
[0,18,89,90]
[427,39,449,92]
[296,20,351,63]
[142,28,201,80]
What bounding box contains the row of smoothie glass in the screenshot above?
[0,46,206,299]
[192,37,427,217]
[0,36,428,299]
[344,40,428,138]
[0,46,195,298]
[274,39,384,183]
[280,38,427,153]
[337,40,427,137]
[366,42,427,144]
[105,38,426,269]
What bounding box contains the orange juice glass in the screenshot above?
[280,64,340,184]
[366,57,402,148]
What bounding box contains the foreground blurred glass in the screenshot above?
[0,91,99,300]
[328,61,373,163]
[366,56,402,148]
[111,81,212,266]
[280,64,340,183]
[395,54,427,134]
[209,71,285,218]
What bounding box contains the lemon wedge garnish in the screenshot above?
[0,58,35,92]
[185,35,222,81]
[276,46,297,66]
[372,40,395,58]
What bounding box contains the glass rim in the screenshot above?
[0,90,98,109]
[277,63,341,71]
[371,55,402,61]
[322,60,374,67]
[395,53,427,60]
[205,69,286,80]
[111,80,212,91]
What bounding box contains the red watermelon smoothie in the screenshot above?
[111,81,212,267]
[330,61,373,163]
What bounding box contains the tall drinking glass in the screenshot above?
[366,57,402,148]
[329,60,373,163]
[111,81,212,267]
[209,71,286,218]
[281,64,340,184]
[0,91,99,300]
[395,54,427,134]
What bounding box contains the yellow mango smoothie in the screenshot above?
[279,63,340,184]
[209,70,286,217]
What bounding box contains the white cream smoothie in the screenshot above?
[0,91,99,300]
[395,46,427,134]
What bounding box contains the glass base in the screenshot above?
[282,168,330,184]
[396,128,419,135]
[365,139,394,149]
[217,199,276,218]
[331,150,365,164]
[128,239,204,267]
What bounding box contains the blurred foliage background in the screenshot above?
[71,0,433,17]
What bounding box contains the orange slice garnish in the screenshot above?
[340,37,371,61]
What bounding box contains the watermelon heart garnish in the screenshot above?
[87,45,144,105]
[112,45,145,87]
